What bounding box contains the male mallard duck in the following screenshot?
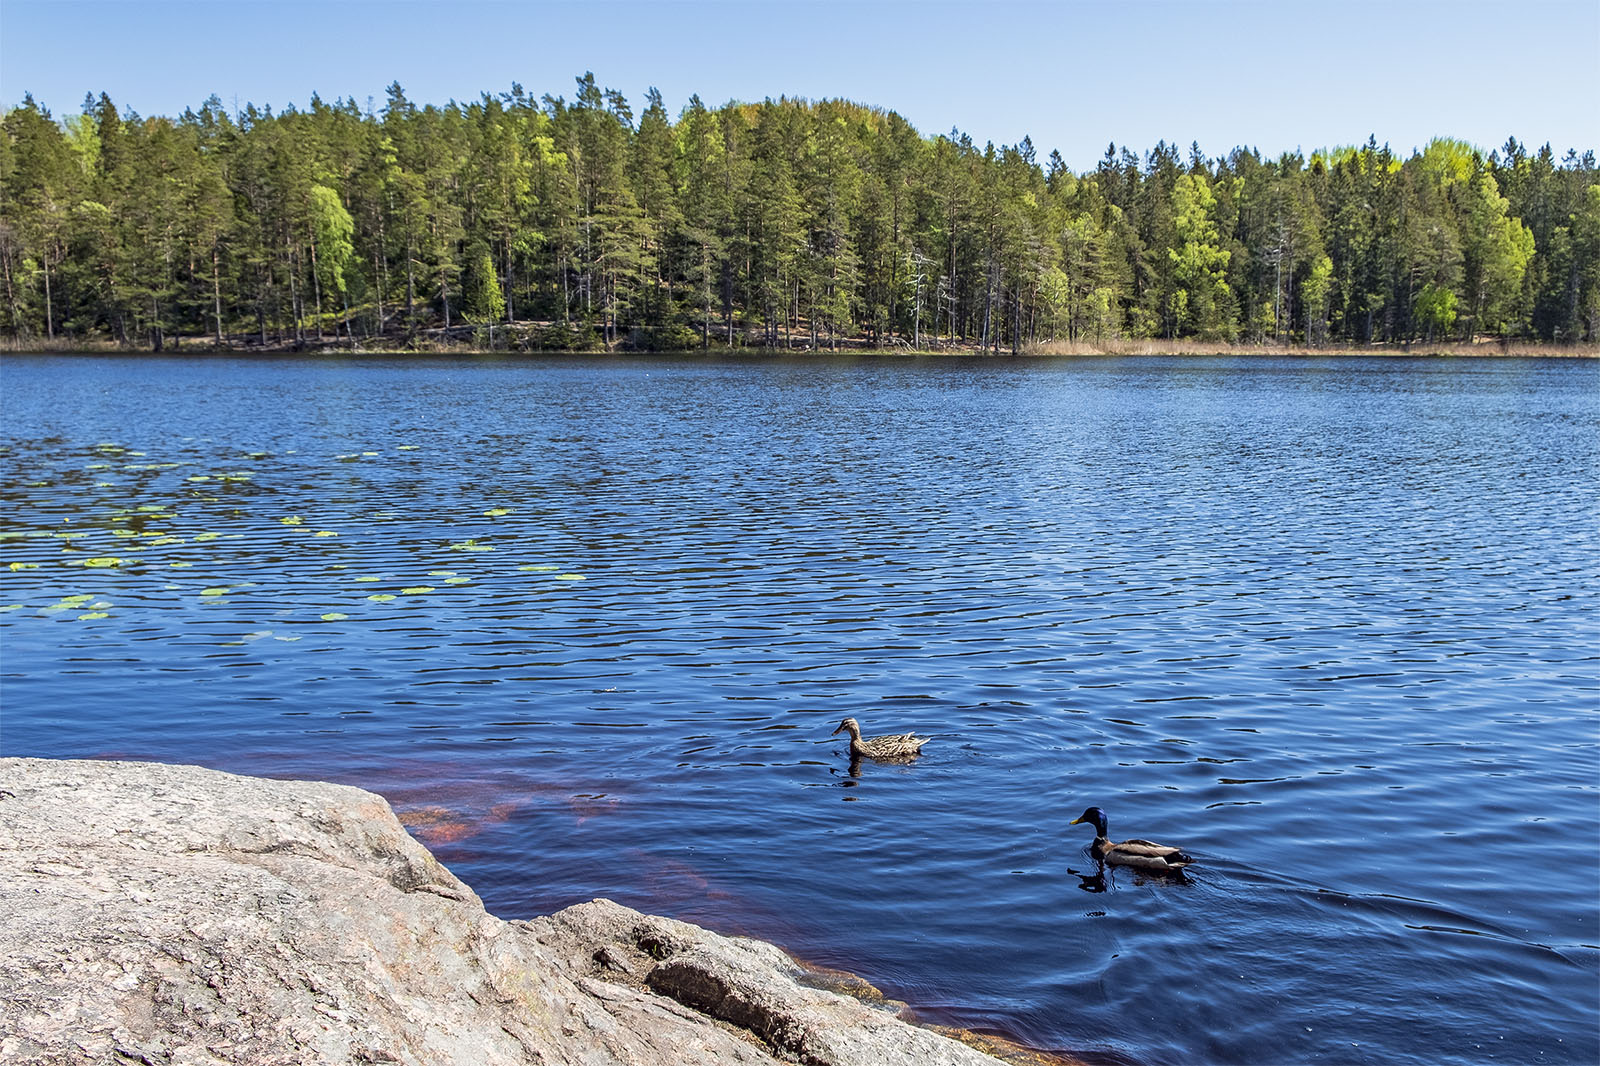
[831,717,929,760]
[1070,806,1195,873]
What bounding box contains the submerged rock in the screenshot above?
[0,758,1020,1065]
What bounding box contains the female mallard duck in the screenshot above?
[831,717,929,760]
[1070,806,1195,873]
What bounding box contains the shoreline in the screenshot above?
[3,334,1596,361]
[0,757,1086,1066]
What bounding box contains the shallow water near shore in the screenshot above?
[2,352,1596,1065]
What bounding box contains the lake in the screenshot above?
[1,352,1596,1066]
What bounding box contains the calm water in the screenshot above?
[2,353,1596,1065]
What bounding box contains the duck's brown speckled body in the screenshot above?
[831,717,929,760]
[1070,806,1195,873]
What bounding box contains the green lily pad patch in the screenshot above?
[314,530,339,538]
[367,594,396,602]
[518,564,559,572]
[76,611,110,621]
[484,507,511,517]
[400,586,435,595]
[200,587,231,597]
[81,557,126,568]
[555,573,586,581]
[8,561,41,571]
[281,516,305,526]
[320,612,349,621]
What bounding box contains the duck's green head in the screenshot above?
[1070,806,1108,836]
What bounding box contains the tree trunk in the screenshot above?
[211,248,224,346]
[42,259,54,340]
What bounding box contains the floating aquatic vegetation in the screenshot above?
[148,536,184,546]
[59,595,94,606]
[169,561,193,569]
[367,593,396,602]
[314,530,339,538]
[555,573,586,581]
[396,445,419,451]
[52,532,89,540]
[484,507,511,517]
[111,529,139,538]
[401,586,435,595]
[192,532,220,542]
[86,462,112,471]
[81,557,125,568]
[353,575,381,583]
[320,612,349,621]
[280,516,305,526]
[428,570,456,578]
[444,577,471,585]
[186,475,211,482]
[0,604,24,613]
[8,562,41,571]
[448,539,493,552]
[518,564,559,572]
[76,611,110,621]
[200,587,230,597]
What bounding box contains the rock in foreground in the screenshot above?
[0,758,1019,1065]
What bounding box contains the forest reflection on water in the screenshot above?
[1,352,1596,1066]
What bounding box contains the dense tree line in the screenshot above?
[1,76,1596,351]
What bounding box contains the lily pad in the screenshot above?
[484,507,511,517]
[555,573,586,581]
[427,570,457,578]
[353,576,381,583]
[320,612,349,621]
[192,532,220,542]
[518,564,559,572]
[444,577,471,585]
[76,611,110,621]
[447,540,494,552]
[400,586,435,595]
[314,530,339,538]
[397,445,420,451]
[81,557,125,568]
[170,561,193,569]
[8,562,41,571]
[366,593,396,602]
[60,595,95,606]
[280,516,305,526]
[200,587,231,597]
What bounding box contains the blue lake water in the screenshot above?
[2,352,1597,1065]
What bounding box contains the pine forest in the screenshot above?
[2,75,1597,352]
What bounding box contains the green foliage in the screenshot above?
[1414,282,1458,339]
[1,84,1593,349]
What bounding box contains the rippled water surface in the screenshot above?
[3,353,1597,1065]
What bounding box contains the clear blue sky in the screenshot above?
[2,0,1595,171]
